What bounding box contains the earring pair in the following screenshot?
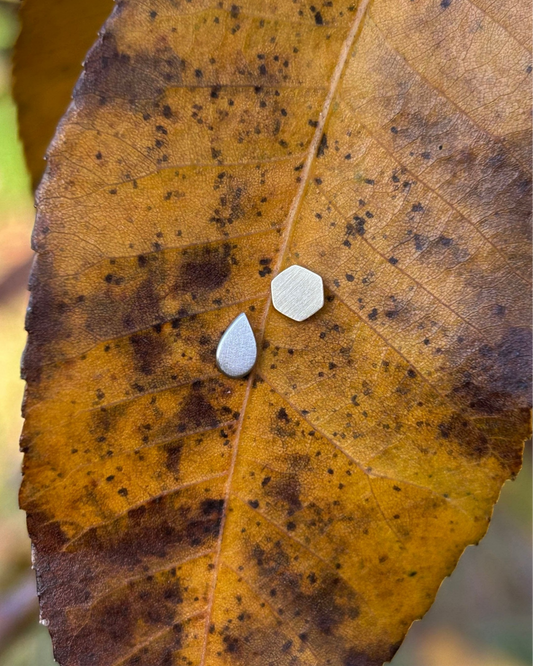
[216,265,324,378]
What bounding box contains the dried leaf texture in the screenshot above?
[13,0,114,190]
[20,1,532,665]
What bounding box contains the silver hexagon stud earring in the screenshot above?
[271,265,324,322]
[216,313,257,378]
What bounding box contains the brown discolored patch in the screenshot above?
[176,385,219,432]
[73,598,136,664]
[120,627,183,666]
[299,574,360,635]
[176,244,232,295]
[129,328,167,376]
[78,31,185,100]
[343,643,401,666]
[251,540,290,575]
[264,474,303,516]
[89,401,128,446]
[164,442,183,476]
[22,273,72,382]
[26,510,69,553]
[480,327,533,405]
[251,540,359,636]
[66,491,224,565]
[120,274,163,333]
[56,576,184,666]
[343,649,382,666]
[437,413,490,459]
[450,327,532,416]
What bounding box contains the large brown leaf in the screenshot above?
[13,0,114,190]
[20,1,532,665]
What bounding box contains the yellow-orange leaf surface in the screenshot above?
[13,0,114,190]
[20,1,532,665]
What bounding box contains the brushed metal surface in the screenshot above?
[271,265,324,322]
[216,313,257,378]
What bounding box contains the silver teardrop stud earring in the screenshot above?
[271,265,324,321]
[216,313,257,378]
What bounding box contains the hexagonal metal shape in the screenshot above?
[271,265,324,322]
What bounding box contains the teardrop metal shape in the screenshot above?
[216,313,257,378]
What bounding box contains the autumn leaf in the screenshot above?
[19,1,531,665]
[13,0,114,190]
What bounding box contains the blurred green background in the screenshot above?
[0,1,530,664]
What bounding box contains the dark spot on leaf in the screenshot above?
[223,634,240,653]
[317,133,328,157]
[277,407,290,422]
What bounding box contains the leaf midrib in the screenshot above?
[198,1,374,662]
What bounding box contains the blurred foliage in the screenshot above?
[0,2,17,51]
[0,94,30,213]
[0,2,530,665]
[0,2,30,217]
[0,1,55,663]
[2,630,55,666]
